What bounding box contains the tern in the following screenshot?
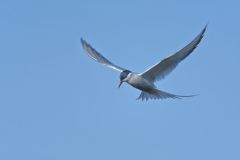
[81,26,206,101]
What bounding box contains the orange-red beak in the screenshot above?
[118,81,123,88]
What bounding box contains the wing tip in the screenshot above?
[80,37,86,46]
[201,24,208,36]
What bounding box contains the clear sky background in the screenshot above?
[0,0,239,160]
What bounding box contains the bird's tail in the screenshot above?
[136,88,196,101]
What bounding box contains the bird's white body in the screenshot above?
[125,73,186,100]
[125,73,156,92]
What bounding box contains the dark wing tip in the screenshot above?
[201,24,208,37]
[80,37,87,46]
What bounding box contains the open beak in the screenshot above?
[118,81,123,88]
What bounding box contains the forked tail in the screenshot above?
[136,88,196,101]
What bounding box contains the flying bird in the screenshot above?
[81,26,206,101]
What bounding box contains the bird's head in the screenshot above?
[118,70,131,88]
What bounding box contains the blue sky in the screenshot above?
[0,0,240,160]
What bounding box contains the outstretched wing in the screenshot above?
[141,25,207,82]
[81,38,126,72]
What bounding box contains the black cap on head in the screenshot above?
[120,70,131,81]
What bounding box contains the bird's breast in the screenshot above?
[127,74,155,92]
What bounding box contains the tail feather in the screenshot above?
[136,89,196,101]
